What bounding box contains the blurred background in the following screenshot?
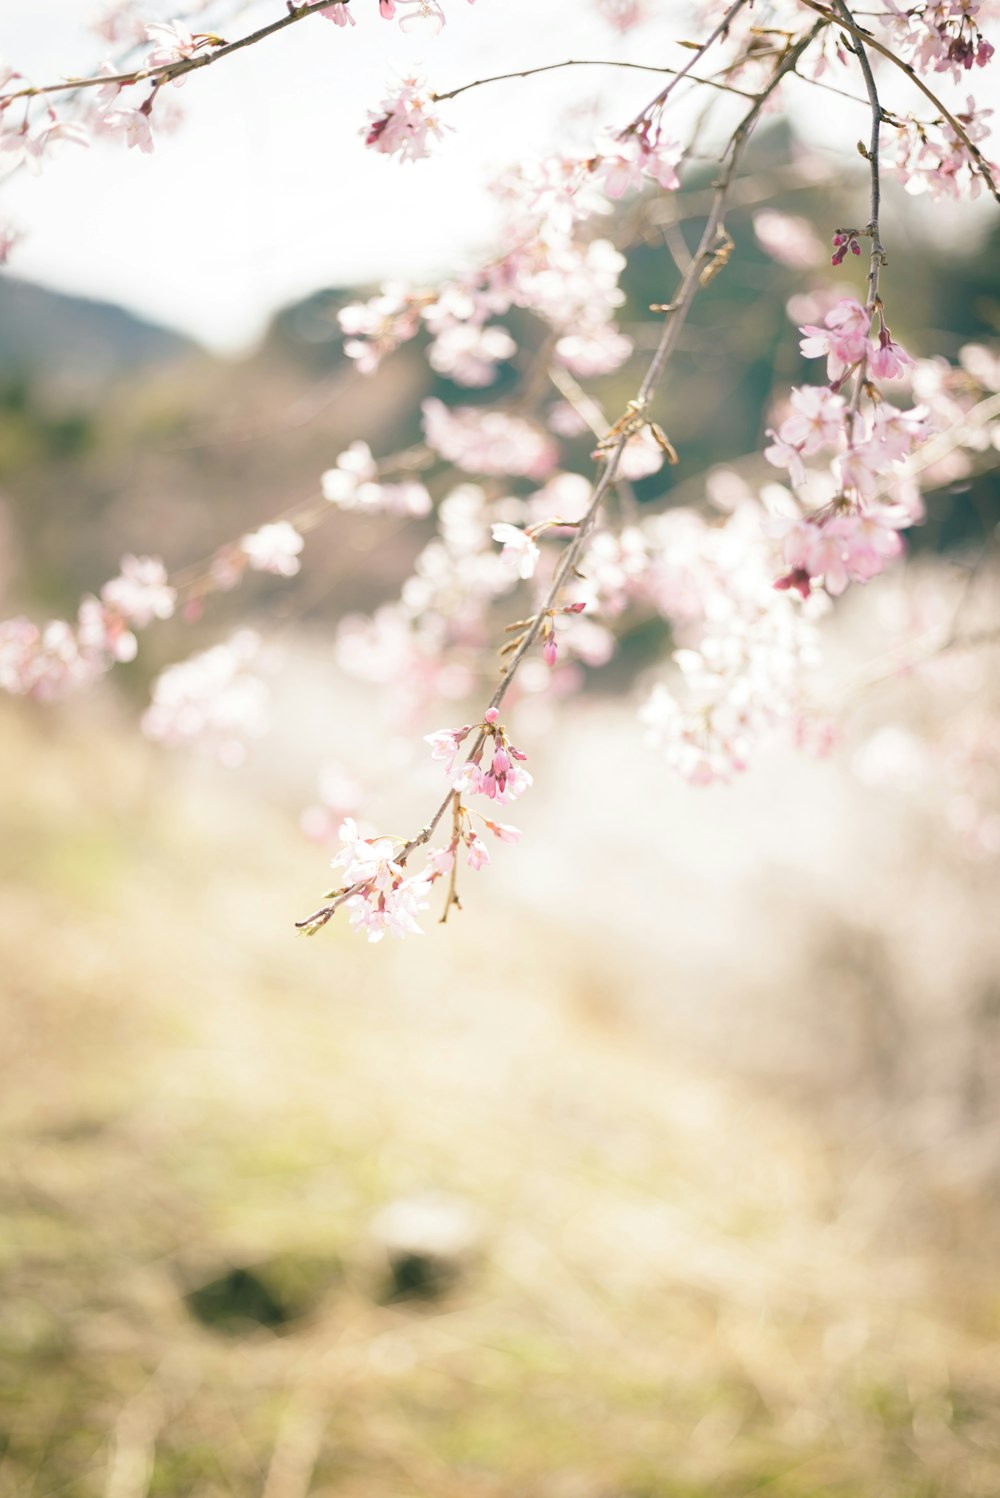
[3,3,1000,1495]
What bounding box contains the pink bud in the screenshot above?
[483,707,499,725]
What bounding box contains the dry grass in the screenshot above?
[2,678,1000,1498]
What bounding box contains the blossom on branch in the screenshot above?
[364,74,448,162]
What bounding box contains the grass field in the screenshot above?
[3,683,1000,1498]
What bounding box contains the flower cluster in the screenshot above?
[428,707,534,803]
[321,441,432,515]
[878,1,995,80]
[142,630,270,767]
[887,100,999,201]
[761,296,933,600]
[329,819,432,942]
[363,73,448,162]
[0,556,174,700]
[422,400,559,480]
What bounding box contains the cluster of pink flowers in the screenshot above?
[760,295,936,600]
[422,399,559,479]
[363,73,448,162]
[320,440,431,515]
[595,123,682,200]
[427,707,533,803]
[344,73,687,385]
[330,819,432,941]
[142,629,270,767]
[639,500,822,785]
[0,109,89,176]
[0,555,174,700]
[322,0,475,34]
[594,0,659,31]
[770,506,909,600]
[887,100,999,201]
[878,0,995,79]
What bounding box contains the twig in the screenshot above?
[834,0,886,414]
[621,0,752,132]
[431,57,755,105]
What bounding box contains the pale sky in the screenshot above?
[2,1,991,352]
[3,0,696,349]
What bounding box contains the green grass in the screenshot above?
[2,704,1000,1497]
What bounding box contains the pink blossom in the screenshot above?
[395,0,447,34]
[763,430,807,487]
[425,845,455,877]
[869,327,915,380]
[322,2,355,23]
[77,596,138,663]
[142,631,270,766]
[422,400,558,479]
[345,873,431,942]
[240,521,304,577]
[491,522,540,579]
[555,325,633,377]
[332,818,432,942]
[145,20,198,68]
[428,323,517,386]
[781,384,847,453]
[465,835,490,870]
[0,116,90,176]
[364,75,448,163]
[102,555,175,627]
[618,427,666,480]
[454,730,532,804]
[597,130,682,198]
[100,106,154,154]
[799,298,871,381]
[425,723,472,774]
[482,819,521,843]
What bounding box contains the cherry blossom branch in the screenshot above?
[431,57,756,106]
[621,0,752,132]
[295,24,823,936]
[834,0,885,412]
[797,0,1000,204]
[0,2,333,104]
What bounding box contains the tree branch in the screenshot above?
[798,0,1000,204]
[295,22,826,934]
[0,2,333,104]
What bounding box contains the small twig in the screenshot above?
[439,795,463,924]
[620,0,752,133]
[431,56,755,105]
[834,0,887,415]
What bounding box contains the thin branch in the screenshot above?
[296,23,824,934]
[834,0,886,414]
[431,57,755,105]
[621,0,753,132]
[797,0,1000,204]
[0,2,332,104]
